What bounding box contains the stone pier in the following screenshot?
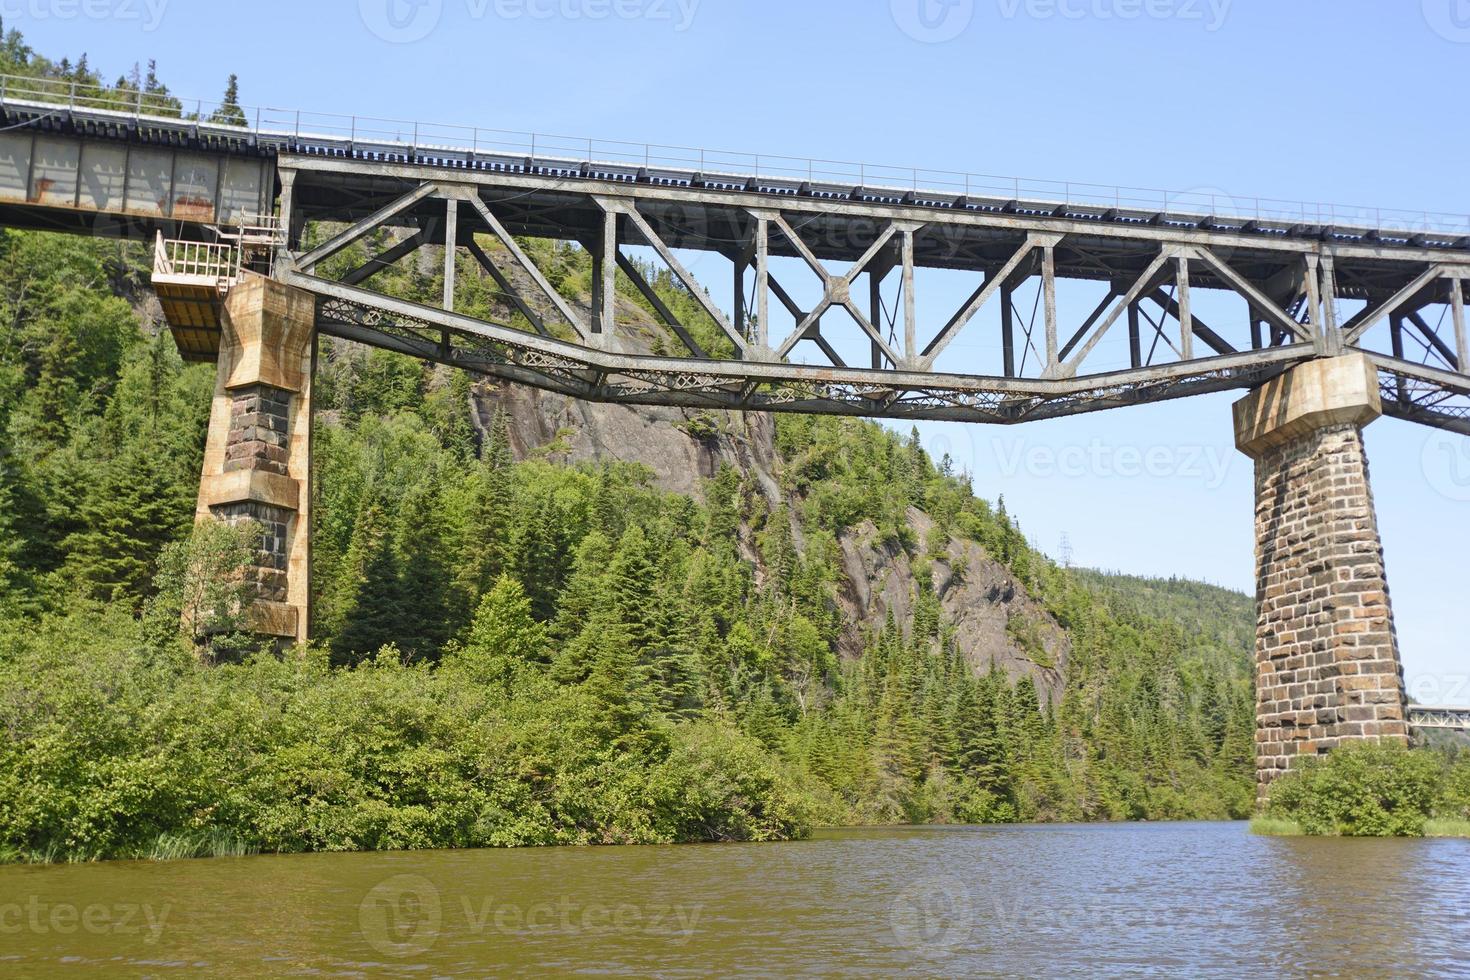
[195,274,315,644]
[1233,353,1409,792]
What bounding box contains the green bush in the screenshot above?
[0,610,812,862]
[1264,743,1445,837]
[1440,756,1470,821]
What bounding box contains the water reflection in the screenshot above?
[1,823,1466,977]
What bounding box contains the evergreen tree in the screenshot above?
[511,496,561,622]
[332,502,407,663]
[210,73,246,126]
[393,473,461,657]
[456,575,547,689]
[607,525,658,653]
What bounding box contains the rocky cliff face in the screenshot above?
[446,239,1070,701]
[468,379,1068,702]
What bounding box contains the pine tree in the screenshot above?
[456,574,547,689]
[511,496,562,622]
[607,525,657,653]
[332,502,407,664]
[393,474,461,657]
[210,73,246,126]
[65,435,188,606]
[549,530,612,644]
[704,463,740,548]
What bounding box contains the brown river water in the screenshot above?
[1,822,1467,977]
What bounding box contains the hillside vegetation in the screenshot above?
[0,37,1259,862]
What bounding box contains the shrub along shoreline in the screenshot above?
[1251,743,1470,838]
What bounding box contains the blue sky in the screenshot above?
[29,0,1470,702]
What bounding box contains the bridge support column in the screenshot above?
[1234,353,1408,792]
[195,274,315,645]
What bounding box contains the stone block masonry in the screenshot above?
[224,385,292,476]
[1235,353,1408,792]
[210,500,292,603]
[195,274,315,643]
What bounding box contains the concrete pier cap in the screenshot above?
[1232,352,1382,459]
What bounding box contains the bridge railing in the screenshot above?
[154,233,239,288]
[4,71,1468,238]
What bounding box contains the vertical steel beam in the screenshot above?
[1452,278,1467,374]
[442,197,457,312]
[1001,283,1015,378]
[1304,254,1325,354]
[1176,253,1193,362]
[1248,305,1263,350]
[277,169,298,253]
[1128,301,1142,368]
[599,208,616,348]
[587,209,618,347]
[1320,254,1341,356]
[1042,245,1058,374]
[1390,313,1408,402]
[869,267,884,369]
[901,229,916,365]
[733,249,747,340]
[754,217,769,353]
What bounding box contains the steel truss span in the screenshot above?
[1407,706,1470,732]
[0,86,1464,431]
[278,167,1470,433]
[298,272,1303,424]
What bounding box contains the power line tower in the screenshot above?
[1059,532,1074,569]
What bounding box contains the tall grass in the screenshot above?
[1249,817,1304,836]
[144,829,256,861]
[1,831,256,865]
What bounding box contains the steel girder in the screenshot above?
[274,166,1470,432]
[1407,706,1470,732]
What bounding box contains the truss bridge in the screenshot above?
[1,72,1465,785]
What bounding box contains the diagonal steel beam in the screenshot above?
[767,272,808,322]
[295,181,438,273]
[840,297,903,366]
[1191,245,1310,343]
[464,236,551,337]
[1343,265,1445,345]
[462,192,589,340]
[760,272,847,366]
[844,223,901,286]
[920,234,1056,369]
[1061,247,1177,377]
[768,213,831,282]
[809,331,848,368]
[614,201,748,355]
[614,250,708,358]
[1058,288,1119,362]
[1406,309,1461,371]
[342,230,425,286]
[773,220,905,363]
